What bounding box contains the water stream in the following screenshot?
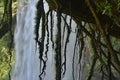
[12,0,40,80]
[12,0,90,80]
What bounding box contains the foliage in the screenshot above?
[0,0,15,80]
[0,0,4,21]
[0,34,15,80]
[117,0,120,13]
[102,2,112,16]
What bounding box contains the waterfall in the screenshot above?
[12,0,40,80]
[12,0,90,80]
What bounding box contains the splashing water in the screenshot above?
[12,0,90,80]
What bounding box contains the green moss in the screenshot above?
[0,34,15,80]
[0,1,4,18]
[102,2,112,16]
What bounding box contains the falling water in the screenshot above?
[12,0,40,80]
[12,0,90,80]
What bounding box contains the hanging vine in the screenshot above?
[34,0,120,80]
[35,0,47,79]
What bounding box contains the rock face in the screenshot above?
[47,0,120,38]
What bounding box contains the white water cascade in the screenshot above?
[12,0,90,80]
[12,0,40,80]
